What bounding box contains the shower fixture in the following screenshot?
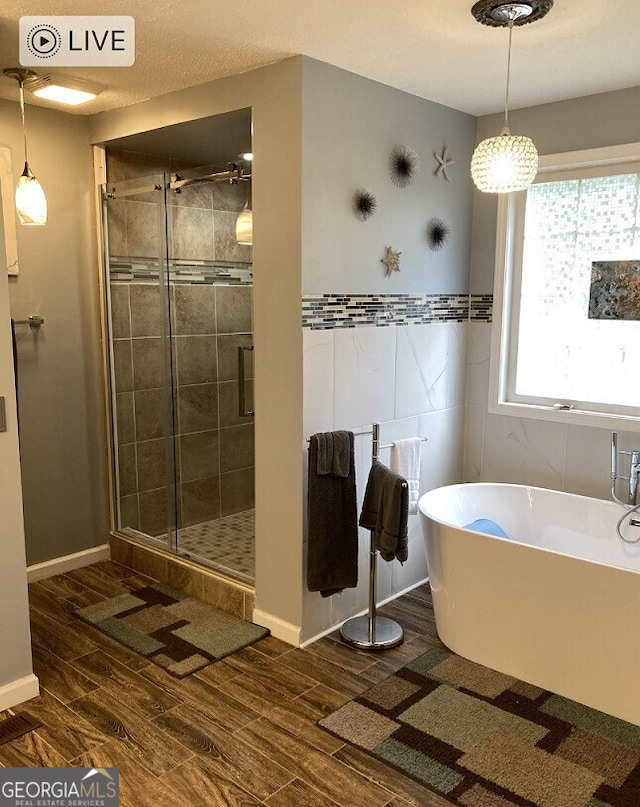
[469,1,553,193]
[3,68,47,225]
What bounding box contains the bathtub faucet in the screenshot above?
[611,432,640,506]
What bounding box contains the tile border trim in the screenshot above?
[110,257,253,286]
[302,293,493,329]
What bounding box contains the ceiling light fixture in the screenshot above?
[26,74,104,106]
[232,158,253,246]
[470,1,553,194]
[3,68,47,225]
[235,200,253,246]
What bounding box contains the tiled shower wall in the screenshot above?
[106,149,254,537]
[111,282,254,536]
[105,148,252,265]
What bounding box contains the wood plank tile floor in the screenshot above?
[3,561,453,807]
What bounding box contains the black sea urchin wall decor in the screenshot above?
[390,145,419,188]
[427,218,450,251]
[352,189,377,221]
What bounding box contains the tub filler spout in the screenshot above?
[610,432,640,506]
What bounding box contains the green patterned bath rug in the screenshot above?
[75,582,269,677]
[319,645,640,807]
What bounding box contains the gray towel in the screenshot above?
[306,431,358,597]
[359,461,409,563]
[315,430,351,477]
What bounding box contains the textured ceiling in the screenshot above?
[0,0,639,118]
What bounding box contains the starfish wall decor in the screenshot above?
[435,147,455,181]
[381,246,401,277]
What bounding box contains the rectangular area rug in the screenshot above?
[75,582,269,678]
[319,646,640,807]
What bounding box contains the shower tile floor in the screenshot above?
[177,509,255,583]
[123,509,255,584]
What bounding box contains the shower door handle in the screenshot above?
[238,345,254,417]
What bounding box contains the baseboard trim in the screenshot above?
[300,577,429,648]
[252,609,301,647]
[27,545,110,583]
[0,674,39,711]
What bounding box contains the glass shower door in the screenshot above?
[165,164,255,583]
[102,162,255,584]
[101,172,179,553]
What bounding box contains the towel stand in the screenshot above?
[340,421,407,651]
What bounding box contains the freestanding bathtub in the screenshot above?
[419,483,640,726]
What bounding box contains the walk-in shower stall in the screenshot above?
[101,140,255,584]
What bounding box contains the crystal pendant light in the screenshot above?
[470,2,552,193]
[3,68,47,225]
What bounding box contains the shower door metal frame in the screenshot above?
[100,171,180,554]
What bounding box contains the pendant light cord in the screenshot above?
[18,78,29,166]
[503,15,515,132]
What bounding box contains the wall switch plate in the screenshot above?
[0,397,6,432]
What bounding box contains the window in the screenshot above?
[490,143,640,430]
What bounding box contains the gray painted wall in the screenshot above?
[0,204,35,700]
[302,59,476,295]
[1,100,109,566]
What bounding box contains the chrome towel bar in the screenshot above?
[13,315,44,329]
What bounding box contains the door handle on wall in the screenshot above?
[238,345,255,417]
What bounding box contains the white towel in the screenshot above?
[390,438,421,515]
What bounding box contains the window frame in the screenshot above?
[488,142,640,432]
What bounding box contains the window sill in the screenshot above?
[488,398,640,433]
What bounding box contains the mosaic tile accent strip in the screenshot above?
[302,294,493,329]
[469,294,493,322]
[110,257,252,286]
[319,646,640,807]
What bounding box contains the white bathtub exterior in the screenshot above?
[419,483,640,726]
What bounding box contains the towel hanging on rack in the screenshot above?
[359,460,409,563]
[315,430,351,477]
[306,431,358,597]
[391,437,421,515]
